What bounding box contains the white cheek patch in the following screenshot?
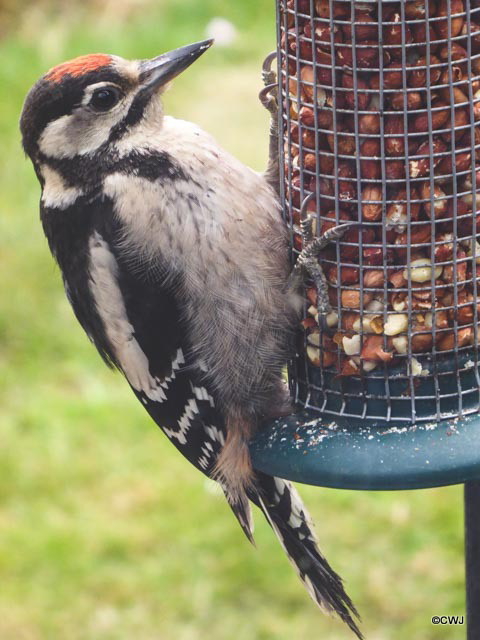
[88,231,165,401]
[39,113,110,158]
[41,165,83,209]
[38,97,134,159]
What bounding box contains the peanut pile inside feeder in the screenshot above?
[281,0,480,377]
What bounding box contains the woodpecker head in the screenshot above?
[20,40,213,167]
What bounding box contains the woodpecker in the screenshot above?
[20,41,361,637]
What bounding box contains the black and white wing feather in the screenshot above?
[83,216,256,541]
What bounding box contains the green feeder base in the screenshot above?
[250,409,480,490]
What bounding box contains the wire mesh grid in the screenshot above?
[277,0,480,424]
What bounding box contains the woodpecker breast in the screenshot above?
[101,116,299,413]
[106,116,287,285]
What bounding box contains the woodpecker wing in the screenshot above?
[38,191,251,539]
[85,218,257,541]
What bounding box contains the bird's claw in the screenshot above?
[259,52,278,119]
[321,222,360,244]
[259,83,278,118]
[262,51,277,86]
[294,222,362,326]
[297,222,359,268]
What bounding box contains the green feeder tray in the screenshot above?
[250,350,480,489]
[250,409,480,490]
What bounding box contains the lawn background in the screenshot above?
[0,1,465,638]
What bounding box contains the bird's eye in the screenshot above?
[89,86,122,112]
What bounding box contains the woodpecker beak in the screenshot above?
[139,39,213,92]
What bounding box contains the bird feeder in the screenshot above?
[249,0,480,634]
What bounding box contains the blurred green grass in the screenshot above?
[0,1,466,638]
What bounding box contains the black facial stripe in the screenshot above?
[38,149,188,191]
[108,89,153,143]
[119,150,188,181]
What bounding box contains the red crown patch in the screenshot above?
[46,54,112,83]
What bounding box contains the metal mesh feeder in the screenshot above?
[251,0,480,488]
[248,1,480,633]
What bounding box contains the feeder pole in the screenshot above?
[465,481,480,639]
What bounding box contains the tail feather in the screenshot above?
[251,472,363,639]
[213,412,254,502]
[222,486,255,546]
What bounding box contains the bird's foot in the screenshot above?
[259,52,278,120]
[259,84,278,120]
[261,51,277,87]
[259,52,280,195]
[293,223,360,327]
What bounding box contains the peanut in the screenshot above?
[384,313,408,336]
[341,286,374,309]
[362,185,383,221]
[403,258,443,283]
